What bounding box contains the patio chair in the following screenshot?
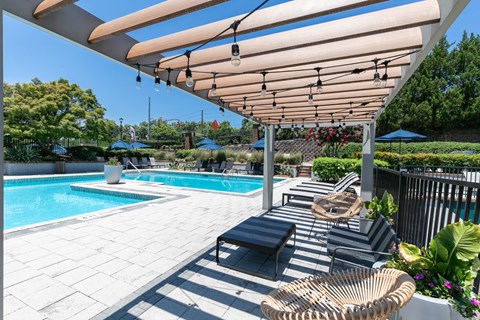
[186,160,202,171]
[130,157,147,169]
[308,192,364,238]
[261,268,415,320]
[141,157,151,168]
[237,161,252,174]
[214,161,227,173]
[121,157,130,168]
[148,157,161,168]
[97,156,105,162]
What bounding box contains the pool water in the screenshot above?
[4,177,142,230]
[124,171,282,193]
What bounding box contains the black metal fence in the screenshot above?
[375,167,480,291]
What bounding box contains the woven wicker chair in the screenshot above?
[308,192,364,238]
[261,268,416,320]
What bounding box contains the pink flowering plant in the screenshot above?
[386,221,480,318]
[305,126,362,158]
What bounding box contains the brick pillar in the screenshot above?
[251,124,260,143]
[183,132,193,150]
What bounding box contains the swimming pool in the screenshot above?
[4,176,143,230]
[124,171,283,193]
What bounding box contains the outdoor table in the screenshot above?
[216,216,296,280]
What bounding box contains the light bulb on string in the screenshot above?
[291,119,294,131]
[308,85,313,105]
[272,92,277,110]
[230,21,241,67]
[348,102,353,118]
[166,68,172,93]
[184,51,194,88]
[260,71,267,97]
[154,75,160,92]
[315,67,323,93]
[242,96,247,115]
[372,58,381,87]
[135,64,142,89]
[249,106,254,119]
[281,107,285,121]
[330,113,334,125]
[381,61,389,88]
[314,106,319,122]
[211,72,217,97]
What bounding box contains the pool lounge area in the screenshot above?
[4,177,331,320]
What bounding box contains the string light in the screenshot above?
[315,67,323,93]
[166,68,172,93]
[308,85,313,105]
[219,107,224,116]
[211,72,217,96]
[372,58,381,87]
[348,102,353,118]
[301,119,305,129]
[249,105,254,119]
[330,113,334,124]
[242,96,247,115]
[135,64,142,89]
[272,92,277,110]
[314,105,319,122]
[277,120,282,133]
[281,107,285,121]
[291,119,294,131]
[260,71,268,97]
[230,21,241,67]
[381,61,389,87]
[153,63,160,92]
[185,51,194,88]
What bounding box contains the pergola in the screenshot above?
[1,0,470,209]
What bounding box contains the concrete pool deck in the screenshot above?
[4,176,338,319]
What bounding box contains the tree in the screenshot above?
[3,78,112,144]
[305,126,363,157]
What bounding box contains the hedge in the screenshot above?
[312,157,389,182]
[174,149,303,165]
[339,142,480,158]
[374,152,480,167]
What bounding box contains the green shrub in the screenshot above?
[274,153,285,164]
[237,152,249,163]
[69,145,104,161]
[250,151,264,163]
[339,142,480,158]
[284,153,302,165]
[374,152,480,167]
[165,152,176,161]
[312,157,389,181]
[175,149,194,159]
[5,146,42,163]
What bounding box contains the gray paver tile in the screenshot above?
[39,259,81,278]
[7,274,59,299]
[4,266,41,288]
[4,306,46,320]
[78,252,115,268]
[67,302,107,320]
[112,264,158,287]
[54,266,97,286]
[95,258,132,275]
[26,254,66,270]
[138,298,188,320]
[24,283,76,310]
[72,272,118,295]
[3,294,26,316]
[39,292,97,320]
[89,279,136,306]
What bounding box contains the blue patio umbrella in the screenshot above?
[197,138,215,146]
[107,139,131,150]
[251,138,265,150]
[52,144,68,155]
[376,129,426,154]
[129,141,150,149]
[198,143,224,151]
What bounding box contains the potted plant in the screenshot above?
[386,221,480,319]
[360,191,398,233]
[104,157,123,184]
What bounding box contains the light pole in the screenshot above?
[119,117,123,140]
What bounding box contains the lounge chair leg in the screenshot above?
[274,252,279,280]
[216,239,220,263]
[308,218,317,239]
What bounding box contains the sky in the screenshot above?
[4,0,480,128]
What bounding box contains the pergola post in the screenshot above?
[360,121,375,201]
[1,1,5,315]
[263,125,275,210]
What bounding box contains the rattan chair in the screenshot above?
[261,268,416,320]
[308,192,364,238]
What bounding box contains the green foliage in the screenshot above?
[386,222,480,318]
[312,157,389,181]
[274,165,294,177]
[377,34,480,135]
[374,152,480,167]
[5,146,42,163]
[305,126,363,157]
[3,78,114,143]
[340,142,480,158]
[250,151,264,164]
[105,157,121,166]
[68,145,104,161]
[175,149,194,159]
[364,191,398,222]
[237,152,249,163]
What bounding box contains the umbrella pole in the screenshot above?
[399,139,402,154]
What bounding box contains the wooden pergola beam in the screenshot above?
[231,99,383,112]
[127,0,385,60]
[33,0,77,18]
[175,28,423,83]
[247,106,382,118]
[193,54,410,90]
[88,0,227,43]
[160,0,439,69]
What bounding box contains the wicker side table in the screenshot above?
[261,268,415,320]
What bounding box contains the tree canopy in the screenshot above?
[378,32,480,136]
[3,78,116,144]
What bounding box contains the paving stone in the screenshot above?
[89,279,136,306]
[7,274,59,299]
[23,283,76,310]
[54,266,97,286]
[72,272,118,295]
[4,266,41,288]
[67,302,107,320]
[138,297,188,320]
[26,254,66,270]
[3,294,26,316]
[39,292,97,320]
[4,306,46,320]
[78,252,115,268]
[95,258,132,275]
[39,259,81,278]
